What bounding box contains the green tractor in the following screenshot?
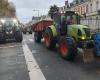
[44,11,92,60]
[0,18,23,43]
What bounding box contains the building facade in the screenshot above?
[59,0,100,30]
[0,0,16,17]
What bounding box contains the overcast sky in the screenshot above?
[9,0,73,23]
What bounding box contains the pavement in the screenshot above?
[0,34,100,80]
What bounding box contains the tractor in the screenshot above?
[43,11,92,60]
[0,18,23,43]
[33,11,92,60]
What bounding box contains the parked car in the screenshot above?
[23,26,32,34]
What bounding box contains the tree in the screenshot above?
[48,5,59,19]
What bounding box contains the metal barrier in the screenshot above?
[80,19,100,30]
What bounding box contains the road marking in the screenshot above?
[23,39,27,42]
[29,39,34,42]
[0,44,22,49]
[23,44,46,80]
[32,50,37,54]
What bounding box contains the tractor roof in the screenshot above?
[70,24,88,29]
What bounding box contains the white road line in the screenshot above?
[23,44,46,80]
[0,45,22,49]
[29,39,34,42]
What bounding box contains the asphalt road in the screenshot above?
[0,34,100,80]
[25,34,100,80]
[0,41,30,80]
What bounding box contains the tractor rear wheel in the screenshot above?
[0,38,6,44]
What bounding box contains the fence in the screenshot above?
[80,19,100,30]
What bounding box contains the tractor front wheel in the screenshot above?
[59,37,76,60]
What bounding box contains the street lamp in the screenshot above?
[33,10,39,17]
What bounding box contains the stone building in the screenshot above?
[59,0,100,30]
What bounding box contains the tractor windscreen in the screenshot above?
[2,19,19,30]
[52,13,61,27]
[65,11,80,24]
[4,20,18,27]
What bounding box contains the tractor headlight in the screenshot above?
[1,19,5,23]
[6,32,9,34]
[82,36,85,40]
[10,31,13,34]
[13,19,17,23]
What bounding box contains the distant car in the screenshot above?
[23,27,32,34]
[0,18,23,43]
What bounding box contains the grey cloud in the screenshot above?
[11,0,73,22]
[13,0,66,9]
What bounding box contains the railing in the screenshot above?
[80,18,100,30]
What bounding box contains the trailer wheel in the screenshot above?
[34,32,41,43]
[44,28,56,49]
[59,37,76,60]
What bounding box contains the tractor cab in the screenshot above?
[61,11,80,25]
[52,11,81,36]
[52,11,92,47]
[60,11,81,35]
[66,11,80,24]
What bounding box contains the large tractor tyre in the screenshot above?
[0,38,6,44]
[59,37,77,60]
[15,32,23,42]
[34,32,42,43]
[0,34,6,44]
[44,28,56,49]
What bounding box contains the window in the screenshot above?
[90,3,92,12]
[78,29,82,36]
[86,5,88,13]
[96,1,99,11]
[83,28,90,37]
[67,25,72,35]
